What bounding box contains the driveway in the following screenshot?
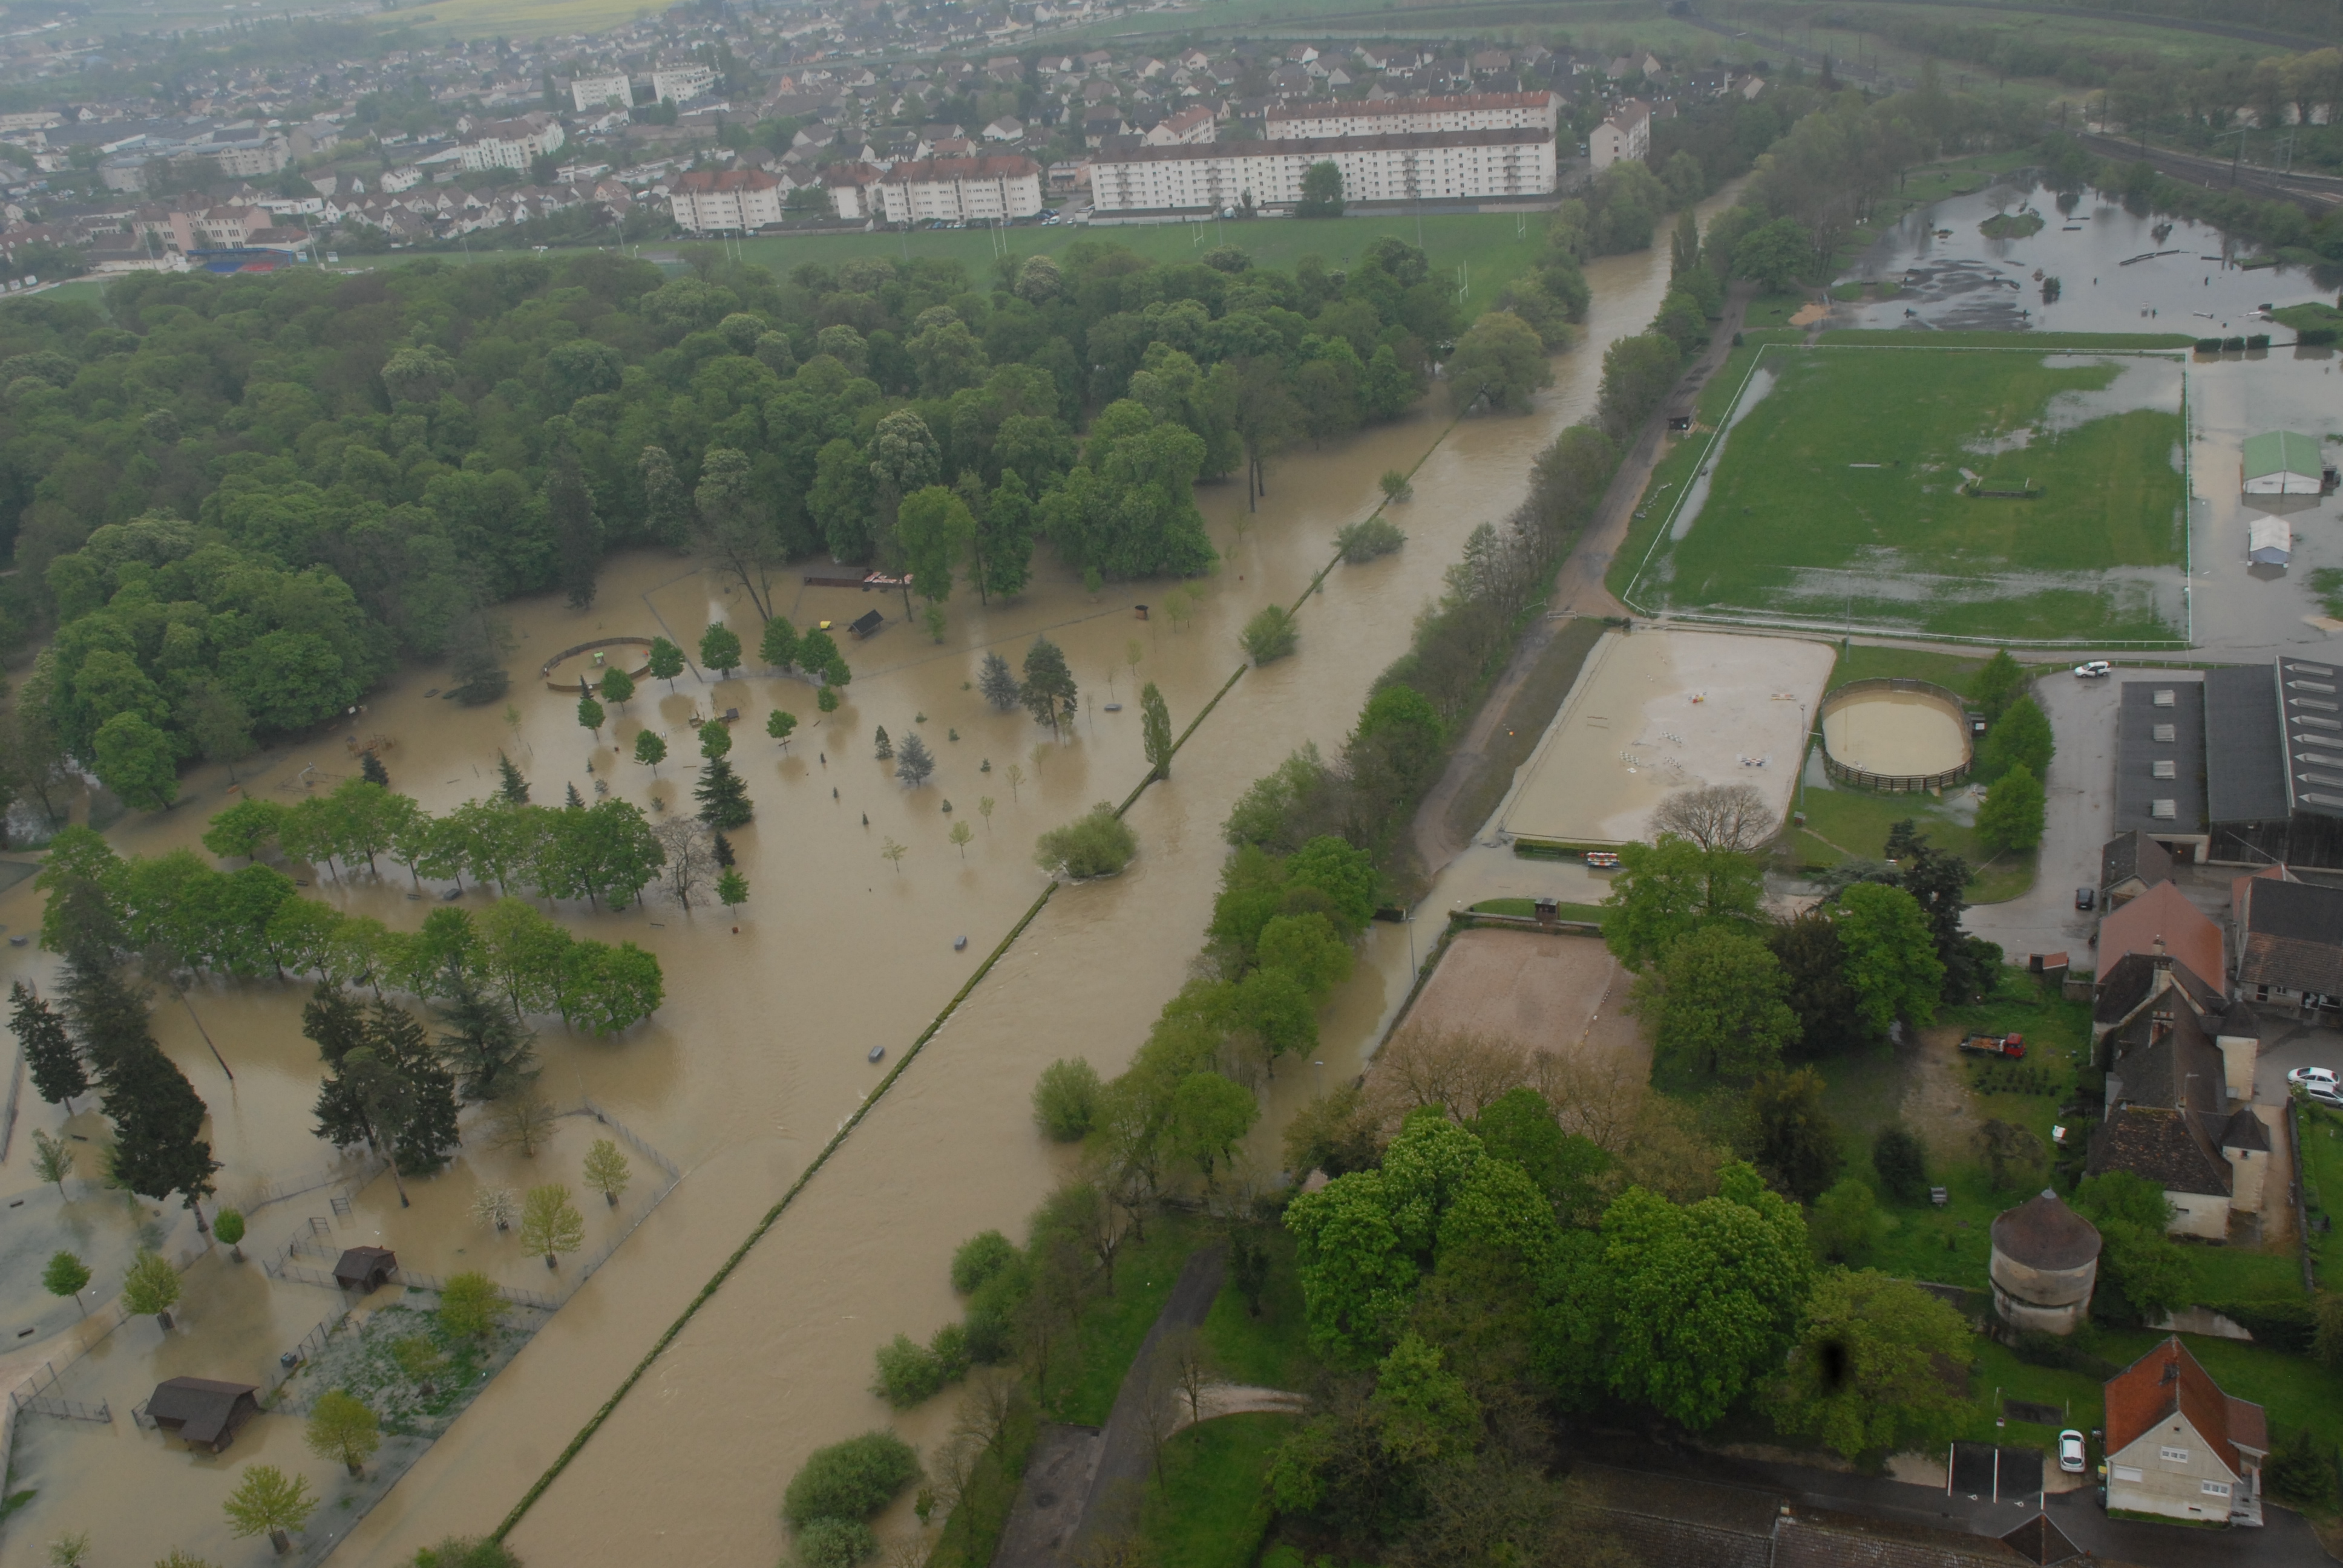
[2253,1019,2343,1104]
[1959,668,2203,966]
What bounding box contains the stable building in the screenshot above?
[2235,872,2343,1018]
[2104,1338,2266,1526]
[144,1377,261,1452]
[2240,430,2324,495]
[2203,656,2343,870]
[2111,680,2208,862]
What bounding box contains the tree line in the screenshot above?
[0,228,1492,815]
[36,800,665,1036]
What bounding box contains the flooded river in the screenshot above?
[0,188,1735,1568]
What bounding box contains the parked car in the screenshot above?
[1959,1032,2027,1059]
[2058,1430,2087,1474]
[2287,1066,2339,1089]
[2074,661,2112,679]
[1584,851,1620,869]
[2305,1083,2343,1109]
[2075,886,2096,911]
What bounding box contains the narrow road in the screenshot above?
[1066,1243,1226,1552]
[1407,281,1758,880]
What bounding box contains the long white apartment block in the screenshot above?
[876,155,1046,224]
[1265,91,1561,140]
[1089,129,1554,215]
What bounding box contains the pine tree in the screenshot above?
[370,1002,460,1175]
[695,757,754,830]
[496,753,530,804]
[359,750,391,787]
[978,651,1020,712]
[436,978,536,1101]
[712,832,736,867]
[301,982,369,1066]
[896,732,936,788]
[874,725,893,760]
[1020,636,1078,736]
[565,782,586,809]
[11,981,87,1111]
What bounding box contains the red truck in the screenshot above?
[1959,1033,2027,1059]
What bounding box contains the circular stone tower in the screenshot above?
[1989,1189,2102,1336]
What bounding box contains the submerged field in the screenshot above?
[1627,345,2190,643]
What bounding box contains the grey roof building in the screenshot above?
[2235,874,2343,1011]
[2113,679,2207,860]
[2099,829,2172,907]
[2200,657,2343,868]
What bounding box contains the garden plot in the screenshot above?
[1625,347,2189,643]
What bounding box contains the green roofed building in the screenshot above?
[2241,430,2324,495]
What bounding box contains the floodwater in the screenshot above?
[0,183,1742,1568]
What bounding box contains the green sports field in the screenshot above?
[1625,344,2191,644]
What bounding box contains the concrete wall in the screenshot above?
[2164,1189,2230,1240]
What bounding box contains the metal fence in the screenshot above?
[241,1150,387,1214]
[0,1045,21,1164]
[8,1362,110,1425]
[579,1096,682,1180]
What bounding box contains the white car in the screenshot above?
[2307,1083,2343,1110]
[2074,661,2112,679]
[2288,1066,2339,1089]
[2058,1429,2087,1474]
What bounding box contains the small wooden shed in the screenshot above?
[333,1246,398,1292]
[848,609,885,639]
[146,1377,261,1452]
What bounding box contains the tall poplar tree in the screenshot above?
[10,981,87,1110]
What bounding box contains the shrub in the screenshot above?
[1336,516,1406,563]
[871,1333,948,1408]
[414,1539,522,1568]
[2264,1426,2339,1508]
[2301,327,2339,346]
[781,1431,922,1529]
[929,1321,972,1382]
[793,1518,877,1568]
[2202,1297,2315,1354]
[1035,803,1137,879]
[965,1255,1034,1364]
[951,1230,1018,1295]
[1240,605,1299,663]
[1377,469,1412,501]
[1032,1057,1102,1141]
[2195,338,2223,353]
[1872,1124,1929,1205]
[2246,333,2270,350]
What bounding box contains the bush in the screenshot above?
[1336,516,1406,563]
[2301,327,2339,346]
[2203,1297,2316,1354]
[1240,605,1299,663]
[1872,1123,1929,1205]
[965,1256,1034,1363]
[2246,334,2270,350]
[2264,1426,2339,1508]
[781,1431,921,1529]
[1032,1057,1102,1141]
[793,1517,877,1568]
[1035,803,1138,878]
[1377,469,1412,501]
[415,1540,522,1568]
[929,1321,972,1382]
[951,1230,1018,1295]
[871,1332,948,1408]
[2195,338,2223,353]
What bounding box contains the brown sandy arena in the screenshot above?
[1403,927,1625,1051]
[1820,689,1968,777]
[1499,629,1834,846]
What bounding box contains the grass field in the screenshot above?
[1625,343,2190,643]
[2305,1101,2343,1291]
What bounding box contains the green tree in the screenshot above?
[896,732,936,788]
[1140,682,1173,780]
[577,694,605,736]
[13,981,87,1109]
[223,1463,318,1555]
[304,1389,380,1476]
[1733,215,1813,291]
[978,652,1020,712]
[759,616,800,671]
[1832,883,1945,1037]
[647,636,686,689]
[696,448,780,619]
[1369,1332,1480,1465]
[598,667,635,710]
[1296,160,1345,217]
[42,1250,90,1312]
[1979,693,2054,782]
[1593,1165,1811,1429]
[700,623,744,680]
[1601,836,1765,970]
[1035,803,1137,878]
[1872,1124,1929,1205]
[1808,1178,1887,1264]
[1447,311,1553,414]
[1241,606,1299,663]
[1747,1067,1843,1201]
[1033,1057,1103,1142]
[1631,926,1799,1083]
[696,756,753,829]
[895,486,976,607]
[1969,649,2027,722]
[1975,762,2046,853]
[1594,332,1685,442]
[120,1249,182,1327]
[495,753,529,805]
[978,471,1037,601]
[700,719,733,762]
[437,1271,505,1339]
[1769,1269,1975,1460]
[213,1207,245,1260]
[93,711,178,810]
[583,1138,631,1206]
[519,1182,585,1266]
[718,867,750,912]
[1020,636,1078,736]
[767,710,798,748]
[781,1430,922,1529]
[31,1128,74,1195]
[634,730,667,776]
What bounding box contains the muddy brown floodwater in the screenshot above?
[0,187,1736,1568]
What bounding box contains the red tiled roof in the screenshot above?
[677,169,781,192]
[2105,1336,2266,1480]
[879,155,1042,183]
[2097,880,2224,991]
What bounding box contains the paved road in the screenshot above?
[1067,1244,1226,1552]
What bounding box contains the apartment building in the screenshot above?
[1089,129,1553,214]
[670,168,785,232]
[652,65,718,103]
[1265,90,1560,140]
[459,113,566,172]
[874,155,1044,224]
[570,73,632,113]
[1588,98,1650,169]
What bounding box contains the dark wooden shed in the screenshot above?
[848,609,885,639]
[333,1246,398,1292]
[147,1377,261,1452]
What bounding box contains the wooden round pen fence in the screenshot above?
[1818,677,1974,793]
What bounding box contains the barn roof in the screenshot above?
[2237,874,2343,996]
[2243,430,2322,480]
[2097,881,2223,994]
[148,1377,258,1445]
[2202,665,2288,826]
[2105,1337,2266,1479]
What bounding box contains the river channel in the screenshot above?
[0,188,1734,1568]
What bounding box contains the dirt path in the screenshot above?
[1065,1243,1226,1553]
[1408,283,1760,880]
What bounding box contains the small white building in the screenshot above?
[2247,516,2291,567]
[571,73,633,114]
[2105,1337,2265,1526]
[1589,98,1651,168]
